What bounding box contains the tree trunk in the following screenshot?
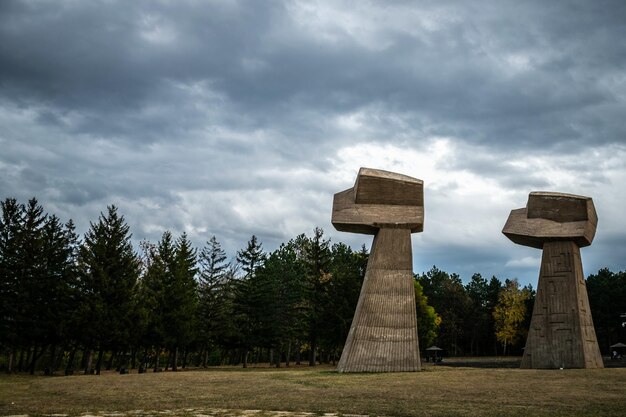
[53,345,66,372]
[242,350,248,368]
[286,340,291,368]
[154,347,161,372]
[17,349,26,372]
[95,348,104,375]
[65,348,76,375]
[7,350,14,373]
[182,349,189,369]
[24,347,33,372]
[106,350,116,371]
[84,349,93,374]
[45,344,57,375]
[171,347,178,371]
[202,348,208,368]
[309,339,317,366]
[29,345,43,375]
[131,348,137,369]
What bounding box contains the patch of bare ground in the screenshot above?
[1,362,625,417]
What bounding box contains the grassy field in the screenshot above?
[1,360,625,417]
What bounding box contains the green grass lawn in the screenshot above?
[1,361,625,417]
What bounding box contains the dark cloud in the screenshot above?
[1,0,625,283]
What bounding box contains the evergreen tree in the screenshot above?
[233,235,266,367]
[587,268,626,352]
[0,198,25,371]
[197,236,230,365]
[299,228,332,366]
[139,238,167,371]
[320,242,367,362]
[464,273,493,356]
[165,232,198,370]
[485,276,503,355]
[199,236,229,288]
[248,250,283,360]
[237,235,265,277]
[15,199,48,374]
[209,264,241,363]
[38,215,81,373]
[417,266,470,355]
[78,205,140,374]
[1,199,83,373]
[255,240,307,367]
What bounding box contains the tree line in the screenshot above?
[1,198,624,375]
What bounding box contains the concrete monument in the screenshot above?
[332,168,423,372]
[503,192,603,368]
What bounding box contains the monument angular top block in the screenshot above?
[502,191,597,249]
[332,167,424,235]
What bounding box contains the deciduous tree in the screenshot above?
[493,278,530,355]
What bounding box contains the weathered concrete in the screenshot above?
[333,168,423,372]
[503,192,603,369]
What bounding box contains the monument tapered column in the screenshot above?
[503,192,603,369]
[332,168,423,372]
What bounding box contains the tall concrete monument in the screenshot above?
[332,168,423,372]
[503,192,603,369]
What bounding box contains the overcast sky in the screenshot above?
[1,0,625,285]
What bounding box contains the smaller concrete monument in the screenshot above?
[503,192,603,369]
[332,168,423,372]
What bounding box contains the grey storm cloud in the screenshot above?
[1,0,625,284]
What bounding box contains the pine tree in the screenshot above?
[139,238,167,371]
[197,236,230,365]
[0,199,83,374]
[320,242,366,363]
[299,228,331,366]
[273,241,307,366]
[57,219,82,375]
[251,241,306,367]
[0,198,25,371]
[485,276,503,355]
[16,199,47,374]
[165,232,198,371]
[233,235,266,367]
[78,205,140,374]
[587,268,626,351]
[143,231,198,371]
[38,215,81,373]
[417,266,470,355]
[236,235,265,277]
[465,273,492,356]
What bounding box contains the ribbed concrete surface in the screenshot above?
[521,241,603,369]
[337,228,420,372]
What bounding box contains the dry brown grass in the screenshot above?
[1,362,625,417]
